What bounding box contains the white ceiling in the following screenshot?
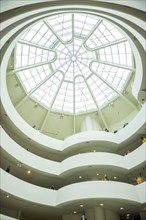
[1,1,146,220]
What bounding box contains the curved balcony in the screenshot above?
[1,169,145,207]
[1,0,146,145]
[1,126,146,179]
[1,102,145,153]
[1,1,146,220]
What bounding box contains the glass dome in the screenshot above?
[14,13,133,115]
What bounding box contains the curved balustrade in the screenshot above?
[0,101,145,152]
[0,214,18,220]
[1,0,146,147]
[1,127,146,176]
[63,104,145,150]
[1,1,146,220]
[1,169,145,207]
[1,0,145,13]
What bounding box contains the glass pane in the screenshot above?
[14,13,134,115]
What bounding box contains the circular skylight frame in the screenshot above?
[14,12,134,115]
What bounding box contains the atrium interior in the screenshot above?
[0,0,146,220]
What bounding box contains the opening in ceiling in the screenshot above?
[14,13,134,115]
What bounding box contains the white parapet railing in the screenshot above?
[0,214,18,220]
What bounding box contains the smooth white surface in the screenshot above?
[81,116,102,131]
[1,0,145,145]
[1,126,146,175]
[1,169,57,206]
[0,214,18,220]
[1,169,145,207]
[1,0,145,13]
[0,1,145,219]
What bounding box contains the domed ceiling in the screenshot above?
[7,12,140,140]
[15,13,134,113]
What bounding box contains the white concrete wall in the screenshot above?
[0,0,145,147]
[1,169,146,207]
[1,169,57,206]
[135,181,146,203]
[57,181,144,205]
[1,126,146,176]
[1,1,145,220]
[1,0,145,13]
[0,214,18,220]
[81,116,102,131]
[125,143,146,169]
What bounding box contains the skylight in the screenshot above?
[15,13,134,114]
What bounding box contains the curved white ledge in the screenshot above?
[0,1,145,148]
[63,104,145,149]
[1,127,60,175]
[1,2,145,220]
[0,101,145,152]
[1,169,145,207]
[62,144,146,174]
[2,0,145,13]
[1,127,146,176]
[57,181,146,206]
[0,214,18,220]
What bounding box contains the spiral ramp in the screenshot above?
[0,1,146,220]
